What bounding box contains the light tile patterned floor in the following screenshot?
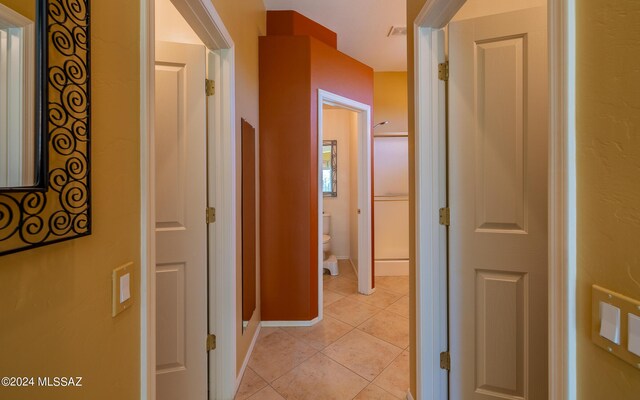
[236,261,409,400]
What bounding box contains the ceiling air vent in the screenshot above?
[387,26,407,37]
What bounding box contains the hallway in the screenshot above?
[235,261,410,399]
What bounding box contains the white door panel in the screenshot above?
[448,7,548,400]
[155,41,208,400]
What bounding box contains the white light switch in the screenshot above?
[599,301,621,344]
[629,313,640,357]
[120,273,131,304]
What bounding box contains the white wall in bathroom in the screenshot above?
[322,108,357,260]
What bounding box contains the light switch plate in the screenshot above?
[629,313,640,357]
[112,262,133,317]
[591,285,640,369]
[599,301,621,344]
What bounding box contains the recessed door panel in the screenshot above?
[474,37,526,233]
[156,263,186,372]
[475,270,526,398]
[156,64,186,231]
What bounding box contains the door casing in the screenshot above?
[413,0,576,399]
[140,0,238,399]
[318,89,374,323]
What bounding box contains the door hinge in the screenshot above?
[207,334,216,351]
[439,207,450,226]
[438,62,449,81]
[206,207,216,224]
[440,351,450,371]
[205,79,215,96]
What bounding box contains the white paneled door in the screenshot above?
[155,41,208,400]
[448,7,548,400]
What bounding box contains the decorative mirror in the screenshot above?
[241,119,256,332]
[0,0,91,256]
[322,140,337,197]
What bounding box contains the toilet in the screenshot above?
[322,213,338,275]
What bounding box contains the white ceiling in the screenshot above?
[263,0,407,72]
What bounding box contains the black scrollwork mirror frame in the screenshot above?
[0,0,91,256]
[323,140,337,198]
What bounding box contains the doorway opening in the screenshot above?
[317,89,373,321]
[413,0,575,399]
[141,0,237,399]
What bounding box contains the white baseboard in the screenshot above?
[406,390,415,400]
[336,255,350,260]
[235,323,261,394]
[261,316,321,327]
[375,259,409,276]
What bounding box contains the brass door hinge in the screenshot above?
[206,79,215,96]
[206,207,216,224]
[440,351,450,371]
[206,334,216,351]
[438,62,449,81]
[439,207,450,226]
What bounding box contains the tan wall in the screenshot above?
[576,0,640,398]
[373,72,408,134]
[0,1,141,399]
[208,0,266,375]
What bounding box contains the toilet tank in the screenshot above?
[323,214,331,235]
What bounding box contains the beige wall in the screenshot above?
[374,72,408,134]
[208,0,266,375]
[408,0,640,398]
[0,1,141,399]
[323,108,357,260]
[576,0,640,398]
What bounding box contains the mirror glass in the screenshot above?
[0,1,38,188]
[241,119,257,333]
[322,140,337,197]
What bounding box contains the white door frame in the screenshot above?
[140,0,237,399]
[317,89,374,321]
[413,1,576,399]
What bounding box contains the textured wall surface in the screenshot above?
[209,0,266,375]
[374,72,408,134]
[0,0,141,399]
[577,0,640,398]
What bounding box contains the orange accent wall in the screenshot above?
[259,12,373,321]
[266,10,337,49]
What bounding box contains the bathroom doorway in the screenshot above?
[317,89,373,321]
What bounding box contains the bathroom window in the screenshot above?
[322,140,337,197]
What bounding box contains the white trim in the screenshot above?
[317,89,373,324]
[235,324,261,394]
[261,317,321,328]
[207,46,237,400]
[413,20,448,400]
[374,260,409,276]
[170,0,232,49]
[405,390,415,400]
[140,1,155,399]
[413,1,576,400]
[548,0,577,398]
[140,1,237,399]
